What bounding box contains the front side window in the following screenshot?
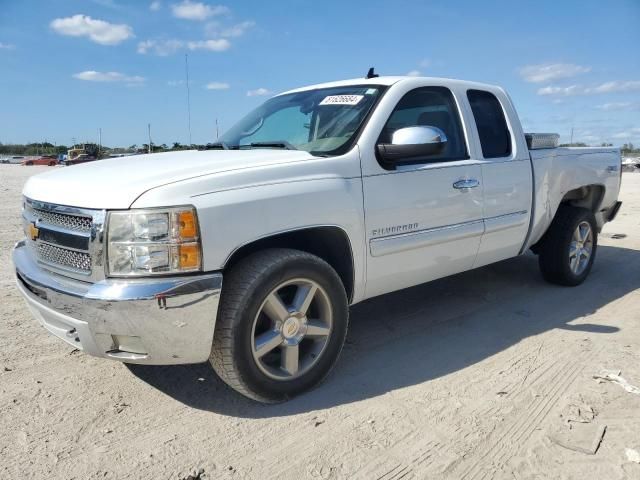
[218,85,385,156]
[378,86,468,164]
[467,90,511,158]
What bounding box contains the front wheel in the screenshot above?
[538,206,597,286]
[210,248,349,403]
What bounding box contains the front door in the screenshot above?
[361,86,484,299]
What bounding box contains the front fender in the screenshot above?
[131,151,367,301]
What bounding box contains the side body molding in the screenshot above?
[369,211,529,259]
[370,220,484,258]
[483,210,529,234]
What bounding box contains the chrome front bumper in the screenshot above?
[13,240,222,365]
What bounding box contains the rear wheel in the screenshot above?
[538,206,597,286]
[210,248,349,403]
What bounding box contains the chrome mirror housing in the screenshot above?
[377,125,448,166]
[391,126,447,146]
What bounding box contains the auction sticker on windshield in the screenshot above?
[319,95,364,106]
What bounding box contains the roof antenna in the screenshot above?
[366,67,379,79]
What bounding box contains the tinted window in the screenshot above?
[467,90,511,158]
[379,87,467,163]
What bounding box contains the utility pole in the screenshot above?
[148,123,152,154]
[185,54,192,146]
[98,128,102,157]
[215,118,219,139]
[570,127,574,145]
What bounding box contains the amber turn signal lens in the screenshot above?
[178,243,201,269]
[178,211,198,239]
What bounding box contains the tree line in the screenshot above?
[620,143,639,154]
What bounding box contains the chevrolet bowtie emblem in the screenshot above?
[29,222,40,241]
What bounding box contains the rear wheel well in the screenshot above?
[559,184,605,213]
[224,227,355,302]
[531,185,605,254]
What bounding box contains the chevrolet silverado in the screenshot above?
[13,74,622,402]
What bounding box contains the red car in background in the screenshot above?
[21,155,58,166]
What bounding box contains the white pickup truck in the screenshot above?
[13,74,622,403]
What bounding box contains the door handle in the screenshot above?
[453,179,480,190]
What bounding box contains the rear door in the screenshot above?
[360,85,484,299]
[465,89,532,267]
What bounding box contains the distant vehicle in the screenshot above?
[4,156,25,164]
[67,143,100,165]
[622,157,640,171]
[21,155,58,166]
[0,157,8,164]
[64,153,96,166]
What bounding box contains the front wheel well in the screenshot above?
[223,227,355,303]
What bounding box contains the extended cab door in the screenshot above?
[360,84,484,299]
[464,89,532,268]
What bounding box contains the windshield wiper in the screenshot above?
[245,141,298,150]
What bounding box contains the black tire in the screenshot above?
[538,206,598,286]
[210,248,349,403]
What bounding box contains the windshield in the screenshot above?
[218,85,385,156]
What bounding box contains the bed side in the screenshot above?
[524,147,621,250]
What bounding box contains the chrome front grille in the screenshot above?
[23,197,106,281]
[36,243,92,272]
[31,208,92,233]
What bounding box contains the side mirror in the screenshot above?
[377,126,447,164]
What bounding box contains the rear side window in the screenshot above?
[467,90,511,158]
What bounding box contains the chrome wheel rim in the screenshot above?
[251,278,333,380]
[569,221,593,275]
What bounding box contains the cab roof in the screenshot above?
[278,76,503,96]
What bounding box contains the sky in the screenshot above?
[0,0,639,148]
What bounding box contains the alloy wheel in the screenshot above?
[569,221,593,275]
[251,278,333,380]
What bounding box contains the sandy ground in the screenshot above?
[1,164,639,480]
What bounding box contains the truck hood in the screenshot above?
[23,149,315,209]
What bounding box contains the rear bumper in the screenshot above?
[12,239,222,365]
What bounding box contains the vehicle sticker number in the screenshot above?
[319,95,364,106]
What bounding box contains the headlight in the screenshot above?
[107,207,201,276]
